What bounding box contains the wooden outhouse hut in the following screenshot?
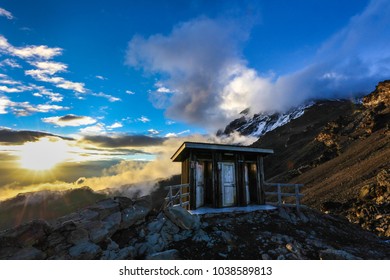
[171,142,274,210]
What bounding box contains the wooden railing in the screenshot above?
[164,184,190,209]
[264,182,304,210]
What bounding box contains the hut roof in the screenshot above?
[171,142,274,162]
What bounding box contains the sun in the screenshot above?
[19,137,69,171]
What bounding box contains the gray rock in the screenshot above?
[9,247,46,260]
[106,239,119,251]
[138,228,146,238]
[146,249,180,260]
[133,196,153,211]
[135,242,154,256]
[1,220,51,247]
[83,221,109,243]
[146,233,160,245]
[306,238,331,249]
[121,204,150,229]
[57,220,78,232]
[67,228,89,245]
[218,253,228,258]
[173,230,192,242]
[161,219,180,235]
[278,207,292,223]
[79,209,99,221]
[160,230,173,244]
[192,229,211,242]
[216,231,233,243]
[46,231,66,248]
[115,246,135,260]
[89,199,120,220]
[164,206,200,230]
[114,197,134,210]
[297,211,309,223]
[147,218,166,233]
[69,241,102,259]
[261,253,272,260]
[319,249,362,260]
[100,250,117,260]
[201,222,209,228]
[103,212,122,235]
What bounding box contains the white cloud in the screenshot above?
[0,35,62,60]
[96,75,107,80]
[148,129,160,135]
[79,123,106,135]
[32,86,63,102]
[0,59,21,68]
[12,45,62,60]
[107,122,123,130]
[31,61,67,75]
[0,35,87,94]
[137,116,150,123]
[33,104,68,113]
[156,86,173,93]
[127,1,390,130]
[0,96,12,114]
[25,69,86,93]
[0,78,21,85]
[56,80,86,93]
[164,129,190,138]
[0,85,22,93]
[0,7,14,20]
[92,92,121,102]
[126,90,135,95]
[0,96,69,116]
[42,115,97,127]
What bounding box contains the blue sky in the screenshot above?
[0,0,375,135]
[0,0,389,199]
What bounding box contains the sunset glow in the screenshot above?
[19,138,69,171]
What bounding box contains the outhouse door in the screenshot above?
[221,162,236,207]
[195,162,204,208]
[244,164,250,205]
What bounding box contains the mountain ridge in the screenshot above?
[243,80,390,237]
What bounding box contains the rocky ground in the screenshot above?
[0,195,389,260]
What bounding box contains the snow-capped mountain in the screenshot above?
[218,102,314,137]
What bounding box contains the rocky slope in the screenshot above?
[0,196,389,260]
[222,80,389,237]
[0,187,108,231]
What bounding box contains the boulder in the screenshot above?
[115,246,135,260]
[8,247,46,260]
[164,206,200,230]
[83,221,109,244]
[89,199,120,220]
[103,212,122,235]
[67,228,89,245]
[192,229,211,243]
[319,249,362,260]
[0,220,51,247]
[69,241,102,260]
[146,249,180,260]
[147,217,166,233]
[121,204,150,229]
[114,197,134,210]
[79,209,99,221]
